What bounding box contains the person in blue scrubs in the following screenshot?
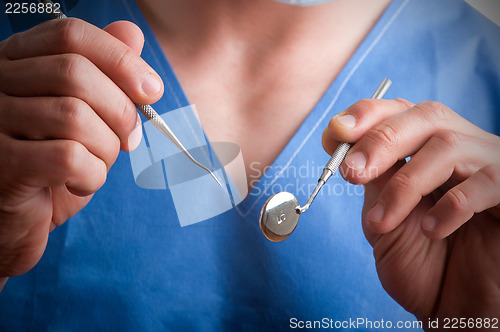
[0,0,499,330]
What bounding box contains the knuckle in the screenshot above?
[366,123,401,151]
[445,188,469,212]
[56,97,84,129]
[57,140,85,173]
[393,98,414,109]
[57,18,86,51]
[350,99,379,115]
[414,101,452,124]
[110,47,135,73]
[388,171,415,194]
[2,33,21,59]
[56,53,88,82]
[480,164,500,186]
[434,130,462,149]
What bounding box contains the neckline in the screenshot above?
[122,0,411,217]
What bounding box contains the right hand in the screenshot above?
[0,18,163,277]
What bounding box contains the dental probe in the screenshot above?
[135,104,223,187]
[295,78,392,214]
[38,0,223,187]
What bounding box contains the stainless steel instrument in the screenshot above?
[39,0,222,187]
[260,79,392,242]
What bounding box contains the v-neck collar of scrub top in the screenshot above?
[120,0,412,217]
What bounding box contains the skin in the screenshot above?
[323,99,500,324]
[0,0,498,327]
[0,18,163,281]
[136,0,392,187]
[0,0,390,284]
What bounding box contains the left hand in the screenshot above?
[322,98,500,324]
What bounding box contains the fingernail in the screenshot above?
[141,72,162,97]
[128,114,142,150]
[367,201,385,223]
[344,151,366,171]
[336,114,357,128]
[422,215,437,232]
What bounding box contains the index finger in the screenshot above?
[322,98,412,159]
[326,99,414,144]
[1,18,163,105]
[340,101,477,185]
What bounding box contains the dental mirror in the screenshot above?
[259,192,300,242]
[259,79,392,241]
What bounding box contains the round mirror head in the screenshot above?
[259,192,300,242]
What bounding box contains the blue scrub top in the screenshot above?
[1,0,499,330]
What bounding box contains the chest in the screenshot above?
[164,50,352,188]
[136,0,391,188]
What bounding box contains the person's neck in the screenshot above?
[135,0,391,63]
[134,0,392,187]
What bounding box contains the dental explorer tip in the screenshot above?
[209,171,223,187]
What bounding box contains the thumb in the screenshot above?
[103,21,145,55]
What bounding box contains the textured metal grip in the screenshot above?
[325,142,351,173]
[296,79,392,215]
[53,11,67,19]
[322,77,392,177]
[136,104,157,122]
[135,104,185,154]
